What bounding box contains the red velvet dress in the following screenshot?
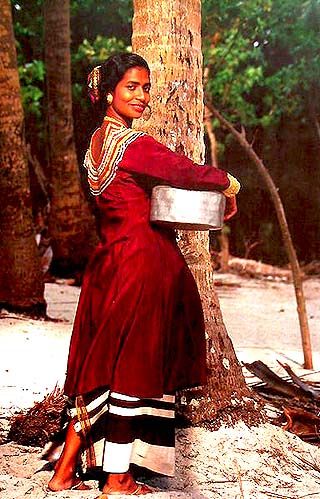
[64,120,229,400]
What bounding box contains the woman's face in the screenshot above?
[108,66,151,123]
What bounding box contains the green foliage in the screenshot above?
[73,36,129,68]
[11,1,44,62]
[13,0,319,141]
[203,0,320,128]
[70,0,132,47]
[205,28,265,125]
[71,0,132,24]
[12,0,131,154]
[18,60,45,117]
[71,35,130,127]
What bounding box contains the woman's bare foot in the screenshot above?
[47,421,89,491]
[101,471,152,495]
[48,476,91,492]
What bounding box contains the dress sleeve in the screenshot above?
[118,134,230,191]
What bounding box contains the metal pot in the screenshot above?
[150,186,226,231]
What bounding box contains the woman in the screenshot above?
[48,53,240,496]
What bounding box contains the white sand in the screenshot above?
[1,275,320,498]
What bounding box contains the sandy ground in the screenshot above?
[1,274,320,498]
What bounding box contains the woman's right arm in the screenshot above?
[119,135,239,193]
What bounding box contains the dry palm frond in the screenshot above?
[8,385,66,447]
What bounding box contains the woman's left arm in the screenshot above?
[119,135,239,193]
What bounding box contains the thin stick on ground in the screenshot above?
[204,95,313,370]
[234,458,245,499]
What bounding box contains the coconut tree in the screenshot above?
[132,0,256,423]
[0,0,45,315]
[44,0,97,275]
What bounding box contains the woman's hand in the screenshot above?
[224,196,237,221]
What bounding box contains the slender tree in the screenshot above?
[44,0,97,275]
[205,97,313,369]
[204,70,230,272]
[132,0,258,424]
[0,0,45,314]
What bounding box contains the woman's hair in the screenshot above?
[87,53,150,116]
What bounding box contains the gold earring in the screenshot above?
[106,94,113,105]
[142,104,152,121]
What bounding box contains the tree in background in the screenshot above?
[202,0,320,264]
[70,0,132,48]
[44,0,97,275]
[132,0,255,424]
[0,0,45,314]
[12,0,133,162]
[10,0,320,268]
[202,0,320,128]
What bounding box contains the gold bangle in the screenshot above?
[223,173,241,197]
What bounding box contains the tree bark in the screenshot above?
[0,0,46,314]
[132,0,254,424]
[205,98,313,370]
[44,0,97,275]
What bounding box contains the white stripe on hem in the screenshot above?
[102,439,175,476]
[110,392,140,402]
[108,404,175,419]
[103,441,133,473]
[110,392,175,404]
[69,390,110,419]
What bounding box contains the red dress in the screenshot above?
[64,118,229,399]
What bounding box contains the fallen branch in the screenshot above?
[277,361,320,400]
[227,256,294,281]
[302,260,320,276]
[244,361,306,399]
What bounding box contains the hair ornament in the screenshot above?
[87,65,101,103]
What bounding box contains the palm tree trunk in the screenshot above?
[132,0,255,424]
[44,0,97,275]
[0,0,45,314]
